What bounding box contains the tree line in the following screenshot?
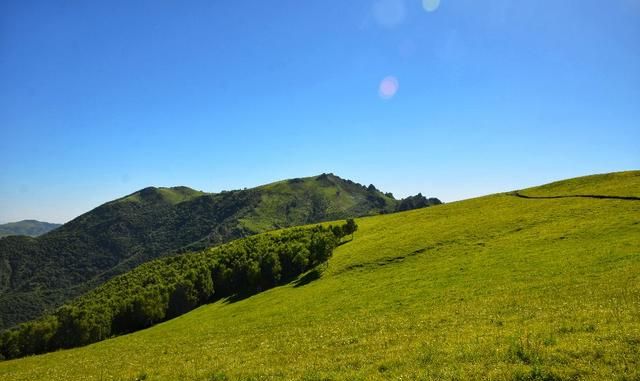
[0,220,357,360]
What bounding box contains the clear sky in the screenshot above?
[1,0,639,223]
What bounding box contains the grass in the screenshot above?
[118,186,207,205]
[517,171,640,198]
[1,171,638,380]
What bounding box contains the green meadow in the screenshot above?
[1,171,638,381]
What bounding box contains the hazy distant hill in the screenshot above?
[0,174,440,329]
[0,220,61,238]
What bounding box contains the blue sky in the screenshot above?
[1,0,639,223]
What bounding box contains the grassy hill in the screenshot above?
[0,220,61,238]
[0,174,438,330]
[0,171,637,380]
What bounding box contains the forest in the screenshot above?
[0,221,356,360]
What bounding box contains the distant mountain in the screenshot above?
[0,174,440,329]
[0,220,61,238]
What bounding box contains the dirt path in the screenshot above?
[511,192,640,201]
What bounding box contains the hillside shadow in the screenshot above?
[221,290,255,304]
[220,266,327,304]
[293,266,324,288]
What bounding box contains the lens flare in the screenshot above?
[373,0,406,28]
[422,0,441,12]
[378,76,399,99]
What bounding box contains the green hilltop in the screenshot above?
[0,171,637,380]
[0,220,61,238]
[115,186,207,205]
[0,174,438,330]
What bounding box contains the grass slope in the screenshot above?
[1,171,638,380]
[517,171,640,198]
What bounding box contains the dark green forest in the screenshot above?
[0,222,354,360]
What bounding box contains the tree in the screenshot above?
[260,252,282,288]
[309,231,337,265]
[342,219,358,240]
[330,225,343,239]
[192,266,214,304]
[396,194,441,212]
[167,279,198,318]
